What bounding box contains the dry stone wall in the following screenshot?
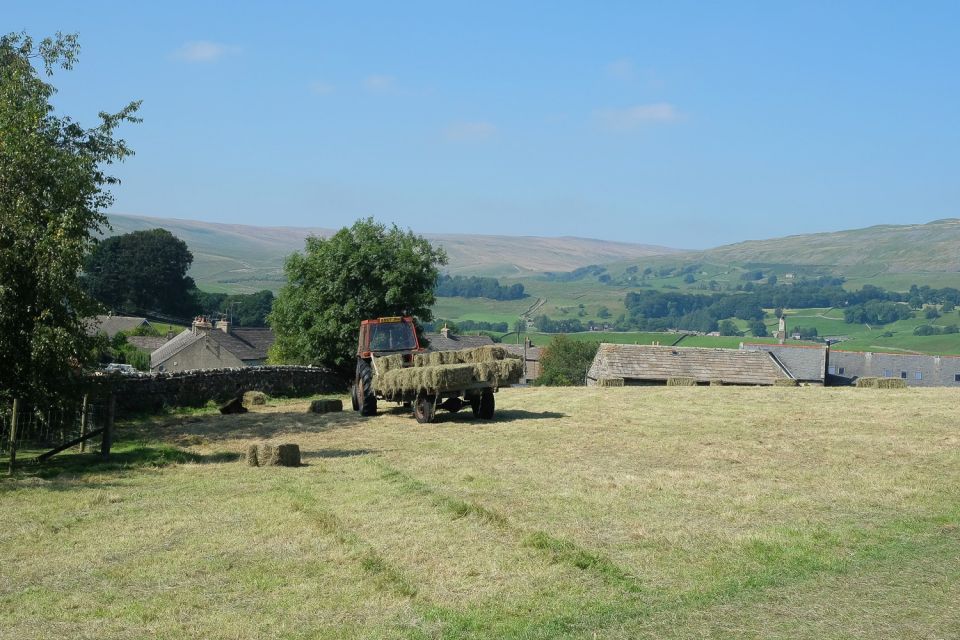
[87,366,344,414]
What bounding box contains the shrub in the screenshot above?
[536,336,599,386]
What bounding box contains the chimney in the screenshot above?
[440,324,450,338]
[192,316,213,334]
[216,318,230,333]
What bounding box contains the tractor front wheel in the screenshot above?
[356,358,377,416]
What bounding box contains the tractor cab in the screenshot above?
[357,316,422,357]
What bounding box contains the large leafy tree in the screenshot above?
[0,32,140,403]
[84,228,196,317]
[269,218,447,371]
[536,335,599,386]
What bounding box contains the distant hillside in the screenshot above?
[105,214,679,292]
[697,219,960,274]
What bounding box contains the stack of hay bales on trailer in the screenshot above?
[373,346,523,399]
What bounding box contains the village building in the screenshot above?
[85,314,152,338]
[586,343,792,386]
[150,317,274,373]
[739,343,828,384]
[501,338,542,384]
[422,326,495,351]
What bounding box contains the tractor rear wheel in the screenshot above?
[477,389,495,420]
[356,358,377,416]
[414,395,436,423]
[350,384,359,411]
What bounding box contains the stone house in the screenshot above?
[739,343,828,384]
[501,338,541,384]
[85,314,152,339]
[422,326,495,351]
[150,317,275,373]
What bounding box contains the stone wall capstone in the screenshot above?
[86,366,345,414]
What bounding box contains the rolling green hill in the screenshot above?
[105,214,679,292]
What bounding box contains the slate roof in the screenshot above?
[829,350,960,387]
[741,343,827,381]
[127,336,171,353]
[587,343,791,386]
[204,327,275,361]
[151,329,203,368]
[423,332,495,351]
[150,327,275,369]
[85,315,149,338]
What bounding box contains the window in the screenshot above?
[882,369,891,377]
[828,366,836,375]
[955,373,960,383]
[900,371,907,379]
[915,371,922,380]
[838,367,845,375]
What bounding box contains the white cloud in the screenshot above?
[363,74,397,93]
[595,103,681,131]
[172,41,239,63]
[309,81,335,95]
[443,121,498,142]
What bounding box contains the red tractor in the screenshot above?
[351,316,422,417]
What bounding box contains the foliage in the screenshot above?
[843,301,914,325]
[914,324,959,336]
[534,315,588,333]
[435,274,524,300]
[268,218,446,371]
[536,335,599,386]
[192,289,275,326]
[423,318,508,333]
[0,32,139,403]
[718,320,741,336]
[749,319,769,337]
[84,228,195,317]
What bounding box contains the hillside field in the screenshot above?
[2,387,958,639]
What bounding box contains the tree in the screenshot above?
[718,320,741,336]
[0,32,140,404]
[268,218,447,371]
[749,320,768,337]
[84,228,195,317]
[536,335,599,386]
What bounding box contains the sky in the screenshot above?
[7,1,960,248]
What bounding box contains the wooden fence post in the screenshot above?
[100,394,115,457]
[79,394,89,453]
[8,398,19,476]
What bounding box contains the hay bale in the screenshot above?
[856,377,879,388]
[709,379,724,386]
[244,391,267,406]
[244,444,259,466]
[308,399,343,413]
[597,377,625,387]
[375,352,523,396]
[219,394,248,414]
[774,378,799,387]
[667,377,697,386]
[373,354,405,374]
[876,378,907,389]
[257,443,301,467]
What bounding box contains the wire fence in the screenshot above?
[1,398,110,458]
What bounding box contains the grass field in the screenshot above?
[3,387,959,639]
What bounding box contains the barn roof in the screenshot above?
[150,327,275,369]
[587,343,791,386]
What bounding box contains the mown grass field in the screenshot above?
[3,387,959,639]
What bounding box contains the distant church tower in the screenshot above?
[776,315,787,344]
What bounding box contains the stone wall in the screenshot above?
[86,366,345,414]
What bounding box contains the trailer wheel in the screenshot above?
[469,395,481,417]
[356,358,377,416]
[414,395,436,423]
[477,389,495,420]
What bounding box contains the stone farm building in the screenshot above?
[586,344,792,386]
[150,317,275,373]
[423,326,495,352]
[85,314,152,339]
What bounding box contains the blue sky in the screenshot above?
[8,1,960,248]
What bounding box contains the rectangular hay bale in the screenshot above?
[308,399,343,413]
[596,377,625,387]
[667,377,697,386]
[876,378,907,389]
[774,378,799,387]
[257,443,301,467]
[856,377,879,388]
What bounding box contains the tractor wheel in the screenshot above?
[414,395,436,424]
[350,384,359,411]
[477,389,495,420]
[356,358,377,416]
